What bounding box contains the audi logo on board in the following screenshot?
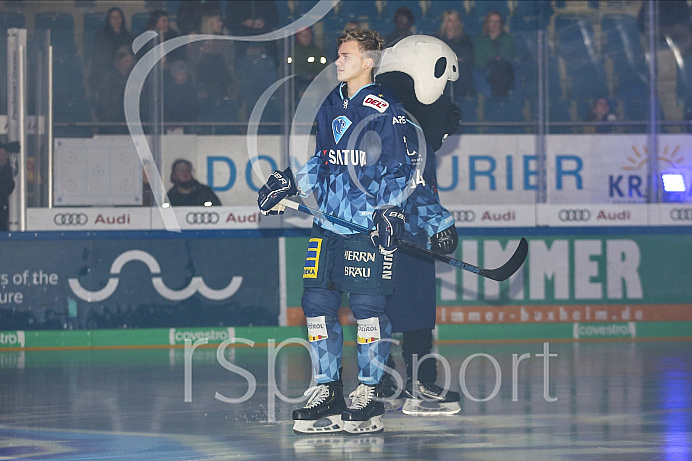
[185,211,220,225]
[558,209,591,222]
[53,213,88,226]
[451,210,476,222]
[670,208,692,221]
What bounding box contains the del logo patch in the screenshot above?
[332,116,352,144]
[363,95,389,113]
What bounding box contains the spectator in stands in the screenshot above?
[167,159,221,206]
[385,6,416,46]
[95,46,136,134]
[225,1,279,60]
[292,27,328,100]
[438,9,475,98]
[344,20,360,34]
[176,0,223,35]
[164,61,198,132]
[137,10,185,64]
[89,7,133,99]
[473,11,516,97]
[187,11,236,102]
[584,97,618,134]
[0,142,16,231]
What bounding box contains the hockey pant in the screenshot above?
[303,287,392,385]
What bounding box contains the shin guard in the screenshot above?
[306,316,343,383]
[356,315,392,385]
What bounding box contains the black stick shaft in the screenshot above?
[279,200,528,282]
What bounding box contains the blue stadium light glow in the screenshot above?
[662,174,686,192]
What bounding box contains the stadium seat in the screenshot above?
[235,54,279,117]
[483,96,525,134]
[554,15,608,99]
[602,14,648,93]
[381,1,424,20]
[511,0,552,22]
[677,53,692,103]
[565,59,608,100]
[196,97,242,135]
[131,12,150,37]
[548,98,572,134]
[83,12,106,65]
[524,56,562,118]
[0,11,25,30]
[166,0,183,17]
[424,1,465,21]
[34,12,77,57]
[620,94,665,133]
[337,0,380,20]
[470,0,510,22]
[456,96,479,134]
[554,14,598,62]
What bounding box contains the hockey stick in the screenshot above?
[275,199,528,282]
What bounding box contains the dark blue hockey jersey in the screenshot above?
[296,82,414,234]
[402,120,455,247]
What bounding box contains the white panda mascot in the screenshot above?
[375,35,462,416]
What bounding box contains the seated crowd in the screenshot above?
[44,1,691,135]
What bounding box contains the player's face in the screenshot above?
[335,40,371,84]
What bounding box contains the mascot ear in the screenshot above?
[376,35,459,105]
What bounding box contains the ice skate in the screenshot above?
[402,380,461,416]
[292,379,347,434]
[341,383,385,434]
[379,371,405,411]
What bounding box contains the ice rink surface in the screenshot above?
[1,340,691,460]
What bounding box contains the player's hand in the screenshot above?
[430,225,458,255]
[370,206,405,255]
[257,167,298,215]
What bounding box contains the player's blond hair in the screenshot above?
[336,28,385,66]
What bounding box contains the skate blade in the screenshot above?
[293,415,344,434]
[383,396,405,412]
[402,399,461,416]
[343,415,384,434]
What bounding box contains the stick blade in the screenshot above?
[479,237,528,282]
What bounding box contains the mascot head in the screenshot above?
[375,35,462,151]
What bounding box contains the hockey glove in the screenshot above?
[430,225,458,255]
[370,205,405,255]
[257,167,298,215]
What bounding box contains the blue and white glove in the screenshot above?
[430,225,458,255]
[370,206,405,255]
[257,167,298,215]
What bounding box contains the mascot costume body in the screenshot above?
[375,35,462,416]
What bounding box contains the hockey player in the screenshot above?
[257,29,413,434]
[374,35,463,415]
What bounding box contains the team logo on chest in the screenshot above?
[332,116,352,144]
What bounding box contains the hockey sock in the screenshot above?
[403,328,436,383]
[306,315,343,383]
[356,315,392,385]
